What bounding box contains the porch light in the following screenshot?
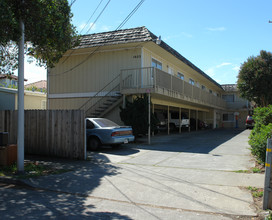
[156,36,161,45]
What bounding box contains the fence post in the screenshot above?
[263,138,272,210]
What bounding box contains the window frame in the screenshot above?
[177,72,184,80]
[151,58,162,70]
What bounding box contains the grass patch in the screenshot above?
[252,167,262,173]
[247,186,264,198]
[234,170,249,173]
[0,162,72,179]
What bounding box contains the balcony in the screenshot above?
[120,67,226,109]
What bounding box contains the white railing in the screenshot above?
[120,67,226,108]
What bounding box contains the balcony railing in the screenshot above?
[120,67,226,109]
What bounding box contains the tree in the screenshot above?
[237,50,272,107]
[0,0,78,172]
[120,95,159,137]
[0,0,78,73]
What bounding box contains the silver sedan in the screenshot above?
[86,118,135,150]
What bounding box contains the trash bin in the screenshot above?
[0,144,17,166]
[0,132,9,146]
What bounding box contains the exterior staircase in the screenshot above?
[79,75,122,118]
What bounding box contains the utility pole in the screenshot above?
[17,1,25,173]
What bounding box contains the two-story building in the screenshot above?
[48,26,248,130]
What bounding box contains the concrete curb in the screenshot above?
[0,176,29,186]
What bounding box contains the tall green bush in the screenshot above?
[249,105,272,163]
[119,95,159,137]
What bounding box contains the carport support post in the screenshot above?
[263,138,272,210]
[167,106,170,135]
[179,107,181,133]
[148,93,151,145]
[152,103,154,136]
[188,109,191,132]
[196,110,198,131]
[213,110,216,129]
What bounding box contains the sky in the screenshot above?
[23,0,272,85]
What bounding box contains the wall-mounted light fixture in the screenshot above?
[156,36,161,45]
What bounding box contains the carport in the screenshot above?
[148,95,215,139]
[123,94,221,144]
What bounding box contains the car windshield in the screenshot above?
[93,118,119,127]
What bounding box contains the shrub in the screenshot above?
[249,105,272,163]
[249,123,272,163]
[120,95,159,137]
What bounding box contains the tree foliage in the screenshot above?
[120,95,159,137]
[0,0,78,73]
[237,50,272,107]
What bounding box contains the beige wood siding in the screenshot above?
[50,47,141,95]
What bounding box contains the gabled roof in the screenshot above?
[0,74,27,81]
[25,80,47,89]
[76,26,222,90]
[76,26,152,49]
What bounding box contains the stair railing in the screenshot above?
[79,74,121,114]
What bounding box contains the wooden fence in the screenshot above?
[0,110,86,160]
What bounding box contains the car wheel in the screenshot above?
[87,137,100,151]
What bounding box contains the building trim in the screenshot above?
[48,91,120,99]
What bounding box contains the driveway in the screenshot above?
[1,129,264,219]
[85,128,264,219]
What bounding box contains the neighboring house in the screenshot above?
[0,87,46,110]
[25,80,47,92]
[0,74,27,88]
[221,84,252,129]
[48,26,249,129]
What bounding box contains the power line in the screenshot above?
[51,0,145,77]
[86,0,111,34]
[62,0,106,64]
[116,0,145,30]
[70,0,77,6]
[79,0,104,35]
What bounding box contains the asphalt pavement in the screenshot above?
[0,129,265,219]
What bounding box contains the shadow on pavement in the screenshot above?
[131,128,245,154]
[0,155,133,219]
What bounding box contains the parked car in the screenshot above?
[86,118,135,150]
[155,111,190,131]
[190,118,209,130]
[245,115,254,129]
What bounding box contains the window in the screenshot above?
[222,94,234,102]
[223,113,234,122]
[177,72,184,80]
[168,66,174,75]
[201,85,206,90]
[86,120,95,129]
[189,78,195,85]
[151,58,162,70]
[209,89,212,94]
